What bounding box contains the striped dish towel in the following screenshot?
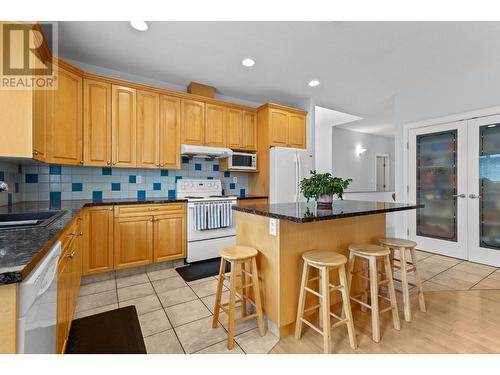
[194,202,233,230]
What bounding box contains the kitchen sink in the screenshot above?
[0,210,68,230]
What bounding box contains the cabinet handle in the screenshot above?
[112,162,117,165]
[150,217,154,222]
[79,231,83,236]
[107,161,111,165]
[108,207,113,211]
[67,251,76,258]
[80,160,84,164]
[33,151,39,155]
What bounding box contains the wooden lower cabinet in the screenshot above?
[113,215,154,269]
[56,217,83,354]
[237,198,268,206]
[154,213,186,262]
[82,207,114,275]
[113,203,186,269]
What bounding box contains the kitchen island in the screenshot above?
[232,200,421,337]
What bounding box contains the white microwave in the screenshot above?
[228,152,257,170]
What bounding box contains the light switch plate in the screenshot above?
[136,176,142,184]
[232,176,238,183]
[269,218,277,236]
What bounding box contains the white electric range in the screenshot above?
[176,179,237,262]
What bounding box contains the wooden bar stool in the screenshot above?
[212,246,265,350]
[295,250,357,354]
[347,244,400,343]
[378,238,426,322]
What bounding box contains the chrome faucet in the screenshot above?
[0,181,9,192]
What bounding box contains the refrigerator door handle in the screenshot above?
[296,153,302,202]
[293,154,299,202]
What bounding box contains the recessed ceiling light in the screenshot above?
[130,21,148,31]
[308,80,320,87]
[241,58,255,67]
[488,124,497,128]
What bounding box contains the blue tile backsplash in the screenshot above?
[0,158,249,204]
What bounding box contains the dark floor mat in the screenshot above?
[176,257,231,282]
[65,306,146,354]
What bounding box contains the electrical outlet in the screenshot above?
[232,176,237,183]
[136,176,142,184]
[269,218,277,236]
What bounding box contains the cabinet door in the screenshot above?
[227,108,243,149]
[269,109,289,147]
[82,207,114,275]
[205,104,227,147]
[288,113,306,149]
[114,216,153,269]
[56,258,69,354]
[47,67,83,165]
[32,87,47,162]
[242,111,257,151]
[181,99,205,145]
[137,90,160,168]
[112,85,137,167]
[153,214,186,262]
[159,95,181,169]
[83,79,112,166]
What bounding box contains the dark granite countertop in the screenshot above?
[230,195,268,200]
[232,200,422,223]
[0,198,187,285]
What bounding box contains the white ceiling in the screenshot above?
[56,21,500,137]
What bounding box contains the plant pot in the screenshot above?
[316,194,333,208]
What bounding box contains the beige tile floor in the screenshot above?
[75,250,500,354]
[75,262,279,354]
[405,250,500,292]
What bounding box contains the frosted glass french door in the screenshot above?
[468,115,500,266]
[408,121,468,259]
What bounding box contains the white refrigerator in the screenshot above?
[269,147,314,204]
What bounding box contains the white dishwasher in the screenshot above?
[17,241,61,354]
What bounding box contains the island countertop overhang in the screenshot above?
[232,200,423,223]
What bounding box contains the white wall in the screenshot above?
[314,106,363,173]
[393,64,500,236]
[331,127,395,192]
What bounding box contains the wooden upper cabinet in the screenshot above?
[227,108,243,149]
[32,87,47,162]
[288,113,307,149]
[181,99,205,145]
[153,213,186,262]
[242,111,257,151]
[227,109,257,151]
[159,95,181,169]
[114,215,153,269]
[269,108,289,147]
[47,67,83,165]
[137,90,160,168]
[83,79,112,166]
[205,104,227,147]
[112,85,137,167]
[82,207,114,275]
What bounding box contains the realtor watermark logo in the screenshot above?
[1,22,58,90]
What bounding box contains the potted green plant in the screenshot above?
[299,171,352,207]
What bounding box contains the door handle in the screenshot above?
[469,194,482,199]
[452,194,466,198]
